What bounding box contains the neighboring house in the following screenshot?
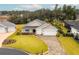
[64,20,79,36]
[0,15,16,33]
[0,21,16,33]
[22,19,58,36]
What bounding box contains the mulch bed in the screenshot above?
[3,39,16,45]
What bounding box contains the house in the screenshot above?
[0,15,16,33]
[64,20,79,36]
[22,19,58,36]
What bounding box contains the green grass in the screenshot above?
[58,35,79,55]
[3,24,48,54]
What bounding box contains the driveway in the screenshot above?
[0,32,14,47]
[37,35,66,55]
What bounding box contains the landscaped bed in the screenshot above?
[2,24,48,54]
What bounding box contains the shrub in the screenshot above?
[56,33,60,37]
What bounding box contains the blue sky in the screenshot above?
[0,4,79,11]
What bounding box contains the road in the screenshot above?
[0,47,28,55]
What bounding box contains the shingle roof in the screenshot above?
[44,25,58,31]
[64,20,79,30]
[25,19,45,27]
[0,24,5,28]
[0,21,16,28]
[25,19,58,31]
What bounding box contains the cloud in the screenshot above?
[49,4,56,10]
[49,4,64,10]
[14,4,43,11]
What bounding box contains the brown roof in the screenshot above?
[0,15,10,20]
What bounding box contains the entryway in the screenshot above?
[33,29,36,34]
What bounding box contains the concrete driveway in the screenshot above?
[0,32,14,47]
[37,35,66,55]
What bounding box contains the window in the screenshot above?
[25,29,29,31]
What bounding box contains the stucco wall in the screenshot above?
[36,29,42,35]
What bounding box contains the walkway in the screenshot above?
[37,36,66,55]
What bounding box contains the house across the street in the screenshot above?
[64,20,79,36]
[0,15,16,33]
[22,19,58,36]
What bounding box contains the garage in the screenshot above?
[42,26,58,36]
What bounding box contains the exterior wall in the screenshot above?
[0,27,6,33]
[42,28,57,36]
[22,28,35,33]
[36,28,42,35]
[71,27,79,36]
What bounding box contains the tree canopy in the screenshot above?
[0,4,78,24]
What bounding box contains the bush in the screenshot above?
[65,33,74,37]
[16,32,21,35]
[56,33,60,37]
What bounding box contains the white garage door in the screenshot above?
[0,27,6,33]
[42,29,57,36]
[8,27,16,32]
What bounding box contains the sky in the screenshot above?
[0,4,79,11]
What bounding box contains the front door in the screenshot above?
[33,29,36,34]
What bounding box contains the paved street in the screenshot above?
[0,47,28,55]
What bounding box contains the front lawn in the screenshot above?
[3,24,48,54]
[58,35,79,55]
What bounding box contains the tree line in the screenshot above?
[0,4,78,24]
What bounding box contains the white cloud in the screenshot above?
[49,4,56,10]
[15,4,43,11]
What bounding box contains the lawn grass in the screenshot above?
[3,24,48,54]
[58,35,79,55]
